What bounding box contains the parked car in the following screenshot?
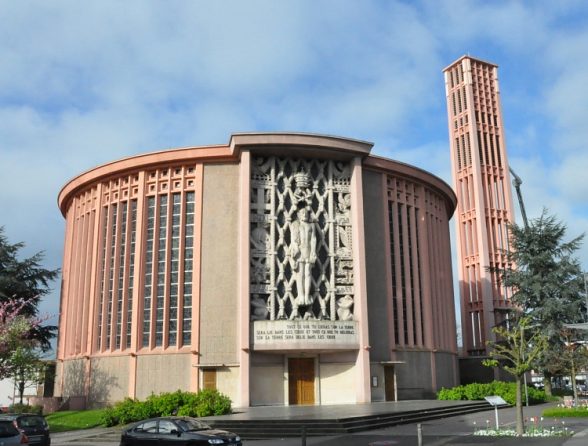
[0,414,48,446]
[0,419,28,445]
[120,417,242,446]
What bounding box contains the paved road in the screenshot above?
[50,404,588,446]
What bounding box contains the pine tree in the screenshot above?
[491,209,586,395]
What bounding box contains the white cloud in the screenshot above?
[1,0,588,340]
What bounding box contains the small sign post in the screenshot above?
[484,396,507,429]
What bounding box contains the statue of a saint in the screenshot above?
[290,207,317,306]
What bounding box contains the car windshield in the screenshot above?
[19,416,46,428]
[175,419,211,432]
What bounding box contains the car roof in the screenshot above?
[0,414,43,419]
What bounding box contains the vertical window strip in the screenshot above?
[182,191,195,346]
[105,204,118,350]
[142,197,156,347]
[387,199,399,345]
[465,133,471,166]
[168,193,182,347]
[477,131,483,165]
[115,201,128,349]
[398,203,408,345]
[97,206,109,350]
[415,209,425,346]
[155,195,168,347]
[455,138,461,170]
[407,208,416,345]
[126,200,137,348]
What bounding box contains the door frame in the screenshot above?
[285,355,317,405]
[384,365,397,401]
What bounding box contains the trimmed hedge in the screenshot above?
[101,389,232,427]
[437,381,546,406]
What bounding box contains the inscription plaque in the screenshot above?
[252,320,359,351]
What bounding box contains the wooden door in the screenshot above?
[202,369,217,390]
[288,358,315,405]
[385,366,396,401]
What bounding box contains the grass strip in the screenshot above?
[46,410,107,432]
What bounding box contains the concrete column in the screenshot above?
[238,150,251,407]
[350,157,371,403]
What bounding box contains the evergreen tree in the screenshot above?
[0,227,58,350]
[491,209,586,395]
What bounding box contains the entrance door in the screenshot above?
[288,358,315,405]
[385,366,396,401]
[202,369,217,390]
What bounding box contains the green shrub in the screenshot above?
[100,398,154,427]
[100,389,232,426]
[194,389,232,417]
[436,381,546,406]
[8,403,43,415]
[437,385,467,400]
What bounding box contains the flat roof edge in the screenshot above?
[229,132,374,155]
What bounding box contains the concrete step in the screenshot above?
[207,401,500,439]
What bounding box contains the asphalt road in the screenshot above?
[50,403,588,446]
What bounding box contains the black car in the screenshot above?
[0,414,49,446]
[120,417,241,446]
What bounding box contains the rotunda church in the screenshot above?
[56,133,458,407]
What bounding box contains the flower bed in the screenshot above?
[472,417,573,437]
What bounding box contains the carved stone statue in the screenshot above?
[251,223,270,252]
[251,294,269,320]
[290,207,317,307]
[336,295,354,321]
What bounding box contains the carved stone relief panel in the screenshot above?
[250,156,354,321]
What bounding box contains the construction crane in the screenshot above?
[509,166,529,229]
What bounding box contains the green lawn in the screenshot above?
[543,406,588,418]
[45,410,107,432]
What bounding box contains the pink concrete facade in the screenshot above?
[56,133,458,406]
[443,57,516,357]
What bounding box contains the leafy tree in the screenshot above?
[0,300,41,377]
[490,209,586,395]
[6,346,46,404]
[0,226,58,350]
[484,317,548,436]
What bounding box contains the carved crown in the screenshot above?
[294,170,311,189]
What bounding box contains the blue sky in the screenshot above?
[1,0,587,331]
